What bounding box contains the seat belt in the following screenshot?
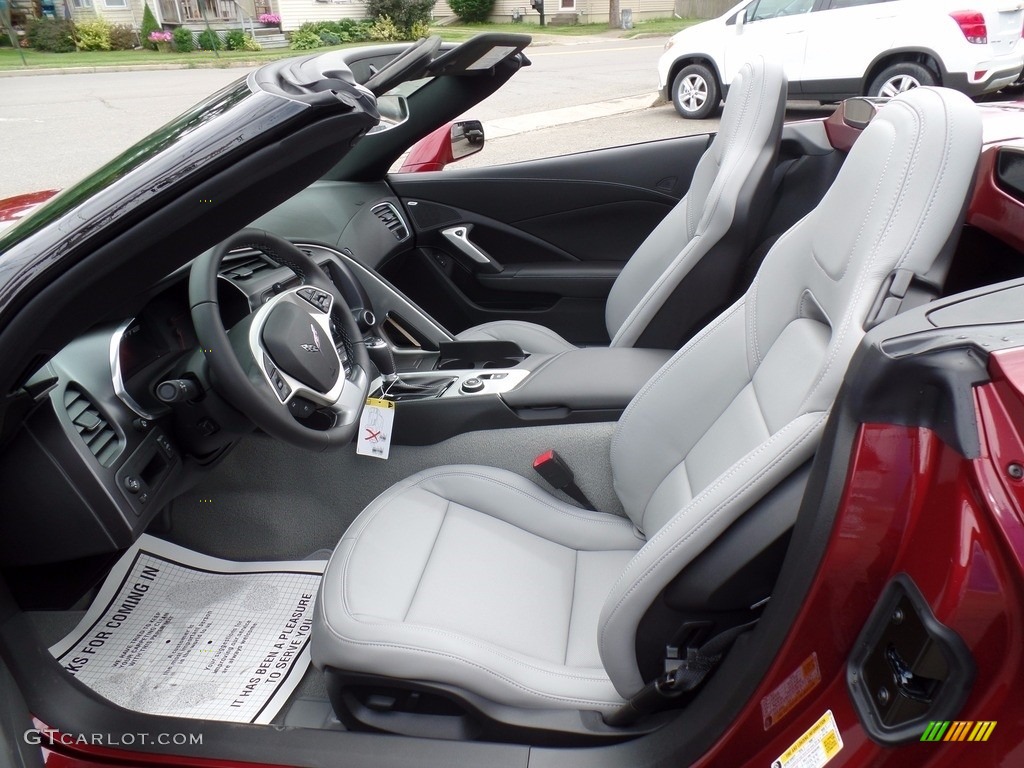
[533,450,595,510]
[604,619,759,728]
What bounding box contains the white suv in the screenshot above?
[658,0,1024,119]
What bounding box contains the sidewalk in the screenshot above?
[0,30,669,78]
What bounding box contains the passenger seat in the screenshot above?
[456,56,787,353]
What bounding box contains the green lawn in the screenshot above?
[437,17,697,40]
[0,17,697,71]
[0,43,359,71]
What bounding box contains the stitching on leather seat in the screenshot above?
[600,414,825,664]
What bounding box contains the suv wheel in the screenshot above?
[869,62,938,99]
[672,64,719,120]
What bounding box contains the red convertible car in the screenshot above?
[1,34,1023,768]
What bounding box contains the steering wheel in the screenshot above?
[189,230,370,452]
[364,35,442,96]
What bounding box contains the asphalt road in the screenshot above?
[0,37,828,198]
[0,38,674,198]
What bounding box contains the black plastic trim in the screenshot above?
[843,332,989,459]
[847,573,975,745]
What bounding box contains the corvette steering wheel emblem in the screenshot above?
[301,324,321,354]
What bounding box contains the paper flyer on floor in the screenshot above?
[50,534,325,724]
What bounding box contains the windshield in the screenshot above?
[0,79,251,255]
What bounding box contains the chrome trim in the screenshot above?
[441,225,499,269]
[372,368,530,399]
[247,287,366,427]
[109,319,161,421]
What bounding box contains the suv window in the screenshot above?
[747,0,814,22]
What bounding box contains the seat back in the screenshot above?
[605,57,787,349]
[598,87,982,697]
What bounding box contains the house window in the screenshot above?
[71,0,93,8]
[103,0,128,7]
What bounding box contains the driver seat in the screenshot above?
[312,88,981,734]
[454,56,787,353]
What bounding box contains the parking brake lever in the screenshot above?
[440,225,503,274]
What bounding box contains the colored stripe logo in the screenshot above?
[920,721,996,742]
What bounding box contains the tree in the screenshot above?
[608,0,619,29]
[141,3,160,50]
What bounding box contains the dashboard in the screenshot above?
[0,191,450,570]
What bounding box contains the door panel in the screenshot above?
[385,134,711,344]
[724,0,814,88]
[801,0,898,89]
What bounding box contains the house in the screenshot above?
[274,0,362,33]
[63,0,274,38]
[429,0,676,26]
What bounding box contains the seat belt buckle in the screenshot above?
[533,450,595,510]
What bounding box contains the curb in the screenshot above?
[0,59,263,78]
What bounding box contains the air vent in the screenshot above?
[222,255,275,280]
[63,385,122,467]
[372,202,410,242]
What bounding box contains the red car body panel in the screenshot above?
[691,367,1024,765]
[0,189,58,223]
[397,122,456,173]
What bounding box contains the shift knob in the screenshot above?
[365,337,397,380]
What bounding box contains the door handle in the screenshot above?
[441,225,503,274]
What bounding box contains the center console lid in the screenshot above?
[502,347,673,411]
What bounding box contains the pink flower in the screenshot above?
[148,30,173,42]
[258,13,281,24]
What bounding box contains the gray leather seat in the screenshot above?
[455,56,787,354]
[313,89,981,722]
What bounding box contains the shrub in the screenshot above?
[197,28,222,50]
[109,23,137,50]
[336,18,374,41]
[410,19,431,37]
[26,18,76,53]
[75,18,112,51]
[224,28,246,50]
[140,3,160,49]
[172,26,195,52]
[318,31,341,46]
[149,30,172,43]
[449,0,493,22]
[258,13,280,24]
[368,14,403,41]
[366,0,434,35]
[289,28,322,50]
[241,34,262,51]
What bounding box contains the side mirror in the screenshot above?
[397,119,485,173]
[451,120,485,161]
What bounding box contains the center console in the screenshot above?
[366,339,673,445]
[293,243,674,445]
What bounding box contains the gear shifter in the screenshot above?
[363,335,454,400]
[365,336,398,382]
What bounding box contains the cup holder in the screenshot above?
[436,340,526,371]
[437,357,521,370]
